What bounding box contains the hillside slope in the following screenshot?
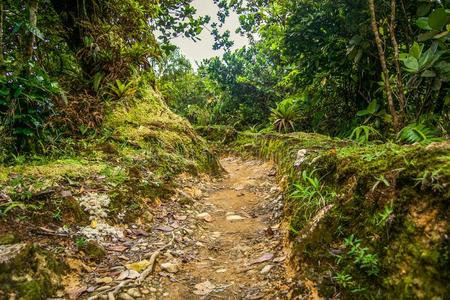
[0,89,220,299]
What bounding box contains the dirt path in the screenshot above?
[69,157,292,299]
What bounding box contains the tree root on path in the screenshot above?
[88,233,175,300]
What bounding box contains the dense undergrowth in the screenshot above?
[198,126,450,299]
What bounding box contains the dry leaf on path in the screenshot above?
[250,253,274,265]
[126,260,151,272]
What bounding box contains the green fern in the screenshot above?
[349,125,381,143]
[398,123,437,143]
[0,201,39,216]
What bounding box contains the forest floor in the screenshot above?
[62,156,297,300]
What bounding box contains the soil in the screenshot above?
[59,157,297,300]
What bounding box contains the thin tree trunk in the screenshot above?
[389,0,406,126]
[0,2,4,66]
[24,0,38,62]
[368,0,399,131]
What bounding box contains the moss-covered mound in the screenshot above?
[234,132,450,299]
[0,243,67,300]
[0,88,220,223]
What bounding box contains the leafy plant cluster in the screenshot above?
[159,0,449,141]
[289,169,336,230]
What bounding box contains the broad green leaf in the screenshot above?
[399,53,409,60]
[354,49,363,64]
[428,8,448,30]
[402,57,419,72]
[25,23,45,40]
[418,45,442,69]
[367,99,378,114]
[356,109,369,117]
[416,17,432,30]
[410,42,423,59]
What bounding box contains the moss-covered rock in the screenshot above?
[81,240,106,260]
[0,233,18,245]
[0,243,66,300]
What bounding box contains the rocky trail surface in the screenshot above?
[61,157,297,300]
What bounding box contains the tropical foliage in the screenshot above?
[0,0,208,156]
[159,0,449,140]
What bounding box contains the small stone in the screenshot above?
[226,215,245,222]
[270,187,279,193]
[273,255,286,263]
[95,276,113,284]
[141,288,150,295]
[260,265,273,274]
[160,262,179,273]
[118,292,134,300]
[196,213,213,222]
[216,268,227,273]
[174,215,187,221]
[149,287,157,293]
[127,288,141,297]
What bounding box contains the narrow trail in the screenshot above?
[72,157,293,300]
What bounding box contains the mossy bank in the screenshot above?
[231,131,449,299]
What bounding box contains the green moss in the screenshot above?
[0,244,66,299]
[234,132,450,299]
[82,240,106,260]
[0,233,18,245]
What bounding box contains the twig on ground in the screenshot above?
[139,232,175,283]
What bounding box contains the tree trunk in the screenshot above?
[24,0,38,62]
[0,2,4,66]
[368,0,399,132]
[389,0,406,126]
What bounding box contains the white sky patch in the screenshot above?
[170,0,249,67]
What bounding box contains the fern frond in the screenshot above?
[398,123,437,143]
